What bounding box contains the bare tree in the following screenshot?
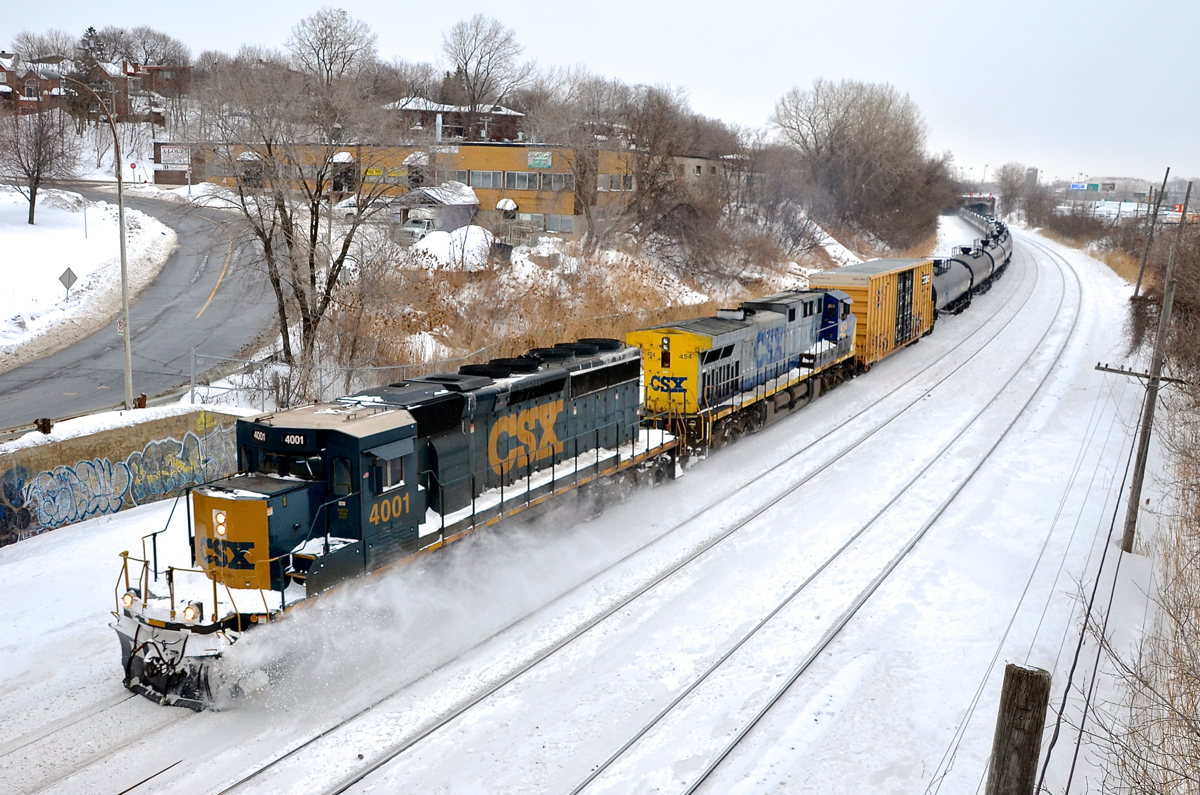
[995,162,1027,217]
[86,26,133,63]
[124,26,191,66]
[196,48,398,374]
[440,15,533,140]
[772,78,952,247]
[0,104,80,224]
[286,7,377,88]
[522,66,631,252]
[10,29,76,61]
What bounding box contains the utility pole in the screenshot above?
[64,75,135,410]
[1133,167,1170,298]
[1122,181,1191,554]
[984,664,1052,795]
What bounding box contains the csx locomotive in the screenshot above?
[113,213,1011,709]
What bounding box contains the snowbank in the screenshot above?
[0,403,258,455]
[0,187,177,376]
[414,225,495,271]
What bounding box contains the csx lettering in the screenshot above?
[488,400,565,476]
[649,375,687,394]
[754,327,786,369]
[204,539,255,570]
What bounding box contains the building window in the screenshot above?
[25,79,37,98]
[546,214,574,233]
[505,171,537,190]
[694,165,702,176]
[540,173,575,192]
[517,212,545,228]
[434,169,468,185]
[0,72,7,84]
[711,166,718,175]
[470,170,503,189]
[128,77,141,92]
[598,174,633,192]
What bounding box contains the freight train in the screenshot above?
[112,213,1012,709]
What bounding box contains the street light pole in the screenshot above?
[64,75,134,410]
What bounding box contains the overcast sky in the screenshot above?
[9,0,1198,186]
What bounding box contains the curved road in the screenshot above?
[0,186,278,429]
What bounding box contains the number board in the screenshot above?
[244,424,319,452]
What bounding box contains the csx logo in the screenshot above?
[204,538,255,570]
[650,375,687,393]
[489,400,564,476]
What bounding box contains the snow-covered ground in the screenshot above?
[0,226,1157,795]
[0,187,176,376]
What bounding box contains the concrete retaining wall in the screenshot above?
[0,409,241,546]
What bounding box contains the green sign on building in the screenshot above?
[528,151,552,169]
[1087,183,1100,192]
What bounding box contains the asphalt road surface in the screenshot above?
[0,186,278,429]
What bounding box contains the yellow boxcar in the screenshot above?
[807,258,934,367]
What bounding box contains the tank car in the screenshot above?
[627,289,856,452]
[113,341,677,709]
[931,257,974,315]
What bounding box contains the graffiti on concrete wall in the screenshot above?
[0,421,237,547]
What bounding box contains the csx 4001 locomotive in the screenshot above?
[114,341,675,708]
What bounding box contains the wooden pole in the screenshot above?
[984,663,1052,795]
[1134,168,1170,298]
[1122,181,1192,553]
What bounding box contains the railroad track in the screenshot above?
[5,694,193,795]
[198,245,1052,794]
[304,236,1081,794]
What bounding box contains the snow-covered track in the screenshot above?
[207,244,1056,795]
[320,239,1082,794]
[654,239,1084,794]
[4,697,193,795]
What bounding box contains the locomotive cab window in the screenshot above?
[374,454,405,492]
[256,452,324,480]
[331,457,352,497]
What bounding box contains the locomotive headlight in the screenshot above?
[122,588,140,608]
[182,601,203,623]
[213,509,228,537]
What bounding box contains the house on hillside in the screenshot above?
[142,65,192,99]
[0,52,16,112]
[10,60,67,114]
[385,97,525,142]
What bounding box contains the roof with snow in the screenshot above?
[398,181,479,208]
[384,97,524,117]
